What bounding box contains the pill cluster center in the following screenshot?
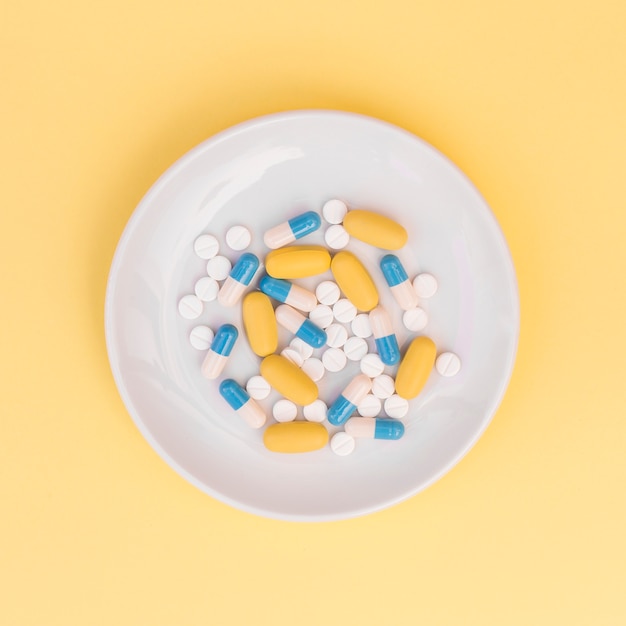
[178,201,460,455]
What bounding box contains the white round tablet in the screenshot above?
[189,325,214,350]
[178,294,203,319]
[309,304,334,329]
[403,307,428,331]
[333,298,357,323]
[357,394,382,417]
[273,399,298,422]
[322,347,347,372]
[330,431,356,456]
[281,347,304,367]
[351,314,372,338]
[413,273,438,298]
[301,357,325,382]
[359,353,385,378]
[322,199,348,224]
[194,234,219,259]
[303,399,327,422]
[315,280,341,305]
[384,394,409,418]
[343,336,368,361]
[436,352,462,377]
[246,375,271,400]
[194,276,219,302]
[324,224,350,250]
[372,374,395,399]
[290,337,314,360]
[225,225,252,251]
[206,255,232,281]
[325,323,348,348]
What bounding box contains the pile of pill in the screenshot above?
[178,200,461,455]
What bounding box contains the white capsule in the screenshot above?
[341,374,373,405]
[384,394,409,418]
[290,337,314,360]
[322,199,348,224]
[225,225,251,250]
[285,285,318,312]
[330,431,356,456]
[360,353,385,378]
[333,298,357,323]
[201,352,229,380]
[194,234,219,259]
[403,307,428,331]
[189,325,214,350]
[237,400,267,429]
[326,323,348,348]
[436,351,462,377]
[372,374,395,399]
[390,282,420,311]
[178,294,203,319]
[315,280,341,305]
[413,273,438,298]
[206,255,232,281]
[309,304,334,329]
[273,399,298,422]
[343,336,368,361]
[194,276,219,302]
[217,280,247,308]
[275,304,304,334]
[324,224,350,249]
[357,394,382,417]
[301,357,325,381]
[322,347,347,372]
[303,399,327,422]
[246,375,271,400]
[351,314,372,338]
[281,347,304,367]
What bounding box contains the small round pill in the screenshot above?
[413,273,438,298]
[359,353,385,378]
[290,337,314,360]
[330,431,356,456]
[403,307,428,331]
[309,304,334,329]
[384,394,409,418]
[178,294,203,319]
[322,199,348,225]
[194,234,219,259]
[357,394,382,417]
[225,225,252,251]
[325,323,348,348]
[372,374,395,399]
[351,313,372,338]
[315,280,341,305]
[343,336,369,361]
[324,224,350,250]
[207,255,232,281]
[301,357,325,382]
[246,375,271,400]
[281,347,304,367]
[273,399,298,422]
[322,347,347,372]
[333,298,357,323]
[194,276,219,302]
[189,325,214,350]
[303,399,328,422]
[436,351,462,377]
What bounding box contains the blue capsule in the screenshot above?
[219,379,266,429]
[201,324,238,379]
[368,306,400,366]
[327,374,372,426]
[275,304,327,348]
[259,275,317,312]
[264,211,322,249]
[218,253,260,307]
[345,417,405,440]
[379,254,419,310]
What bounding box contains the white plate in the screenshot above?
[105,111,519,521]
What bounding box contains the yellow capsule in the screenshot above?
[343,210,408,250]
[242,292,278,357]
[265,245,331,279]
[263,421,329,453]
[260,354,318,405]
[395,336,437,399]
[330,251,379,312]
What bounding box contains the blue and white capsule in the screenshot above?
[259,275,317,312]
[327,374,372,426]
[219,379,266,429]
[380,254,419,310]
[201,323,238,379]
[369,306,401,366]
[345,417,405,440]
[218,253,260,307]
[263,211,322,249]
[275,304,327,348]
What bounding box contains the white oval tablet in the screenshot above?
[225,225,252,251]
[309,304,334,329]
[273,399,298,422]
[322,347,347,372]
[290,337,314,360]
[324,224,350,249]
[207,255,232,281]
[178,294,203,319]
[333,298,357,323]
[281,347,304,367]
[413,273,438,298]
[359,353,385,378]
[351,313,372,338]
[372,374,395,399]
[357,394,382,417]
[403,307,428,331]
[246,375,271,400]
[384,394,409,418]
[325,323,348,348]
[331,431,356,456]
[189,325,214,350]
[436,352,462,377]
[343,336,368,361]
[194,276,219,302]
[303,399,327,422]
[194,234,219,259]
[322,199,348,224]
[315,280,340,305]
[301,357,325,382]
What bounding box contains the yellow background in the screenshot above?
[2,0,625,623]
